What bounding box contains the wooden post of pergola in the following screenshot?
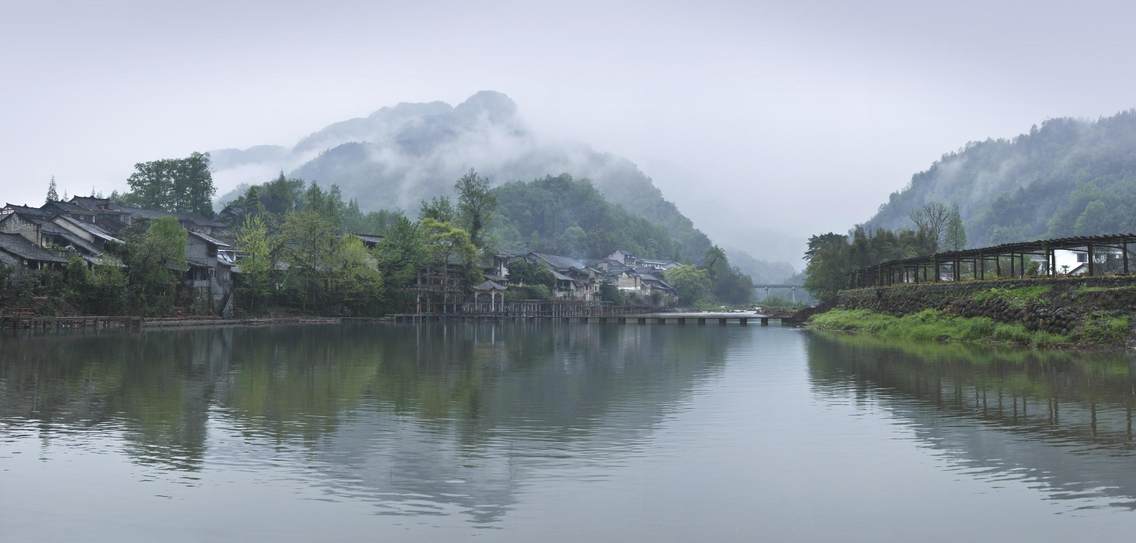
[1124,242,1130,275]
[1087,243,1095,276]
[1009,253,1015,277]
[978,255,985,280]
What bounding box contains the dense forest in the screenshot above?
[488,174,680,259]
[866,109,1136,247]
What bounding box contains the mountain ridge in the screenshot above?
[863,109,1136,247]
[211,91,723,265]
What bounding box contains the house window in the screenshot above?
[1077,253,1088,263]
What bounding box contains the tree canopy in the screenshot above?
[121,152,216,216]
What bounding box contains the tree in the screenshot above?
[123,152,216,216]
[420,218,480,299]
[803,232,850,304]
[279,211,339,309]
[420,196,456,223]
[329,235,383,313]
[126,217,188,315]
[703,245,727,278]
[375,216,424,309]
[665,264,712,305]
[455,169,496,248]
[506,258,555,288]
[236,215,274,313]
[46,176,59,203]
[909,202,951,246]
[944,204,967,251]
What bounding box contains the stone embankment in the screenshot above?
[833,276,1136,346]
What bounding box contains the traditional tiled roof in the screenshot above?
[1,204,51,224]
[54,215,123,244]
[549,269,574,282]
[42,227,101,256]
[530,252,587,271]
[0,233,68,263]
[188,230,231,247]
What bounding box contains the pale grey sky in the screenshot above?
[2,0,1134,263]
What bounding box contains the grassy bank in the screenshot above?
[809,308,1130,349]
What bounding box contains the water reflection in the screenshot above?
[0,323,733,525]
[806,333,1136,509]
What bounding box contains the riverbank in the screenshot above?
[811,276,1136,349]
[0,314,351,332]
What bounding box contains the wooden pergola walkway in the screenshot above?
[849,233,1136,288]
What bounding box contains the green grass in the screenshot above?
[1076,313,1131,343]
[1075,285,1136,294]
[809,308,1070,348]
[970,285,1052,308]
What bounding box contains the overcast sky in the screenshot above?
[3,0,1134,263]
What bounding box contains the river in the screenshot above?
[1,323,1134,541]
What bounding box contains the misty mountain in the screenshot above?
[865,109,1136,247]
[725,249,798,284]
[210,91,727,263]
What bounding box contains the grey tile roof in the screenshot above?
[0,233,68,263]
[54,215,123,244]
[188,230,231,247]
[531,252,587,271]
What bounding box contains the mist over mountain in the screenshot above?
[211,90,790,276]
[865,109,1136,247]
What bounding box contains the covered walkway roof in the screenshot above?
[850,233,1136,288]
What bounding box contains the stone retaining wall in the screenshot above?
[837,276,1136,335]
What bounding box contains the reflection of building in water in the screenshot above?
[0,323,737,526]
[806,334,1136,509]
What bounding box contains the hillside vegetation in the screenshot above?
[866,109,1136,246]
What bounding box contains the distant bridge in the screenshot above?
[752,284,804,303]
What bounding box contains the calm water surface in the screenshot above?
[1,323,1135,541]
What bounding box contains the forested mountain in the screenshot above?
[865,109,1136,247]
[210,91,715,263]
[489,174,680,259]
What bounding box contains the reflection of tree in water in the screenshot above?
[0,323,735,525]
[806,332,1136,509]
[0,329,233,471]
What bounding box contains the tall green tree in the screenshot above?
[665,264,712,305]
[420,218,480,290]
[455,169,496,248]
[329,235,384,313]
[126,216,188,315]
[123,152,216,216]
[280,211,339,310]
[944,204,967,251]
[375,216,424,307]
[236,215,274,313]
[803,232,850,304]
[419,196,456,223]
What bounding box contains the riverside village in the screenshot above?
[8,6,1136,538]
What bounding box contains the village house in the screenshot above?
[597,249,679,306]
[0,198,235,315]
[528,252,600,301]
[0,232,68,279]
[186,231,235,316]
